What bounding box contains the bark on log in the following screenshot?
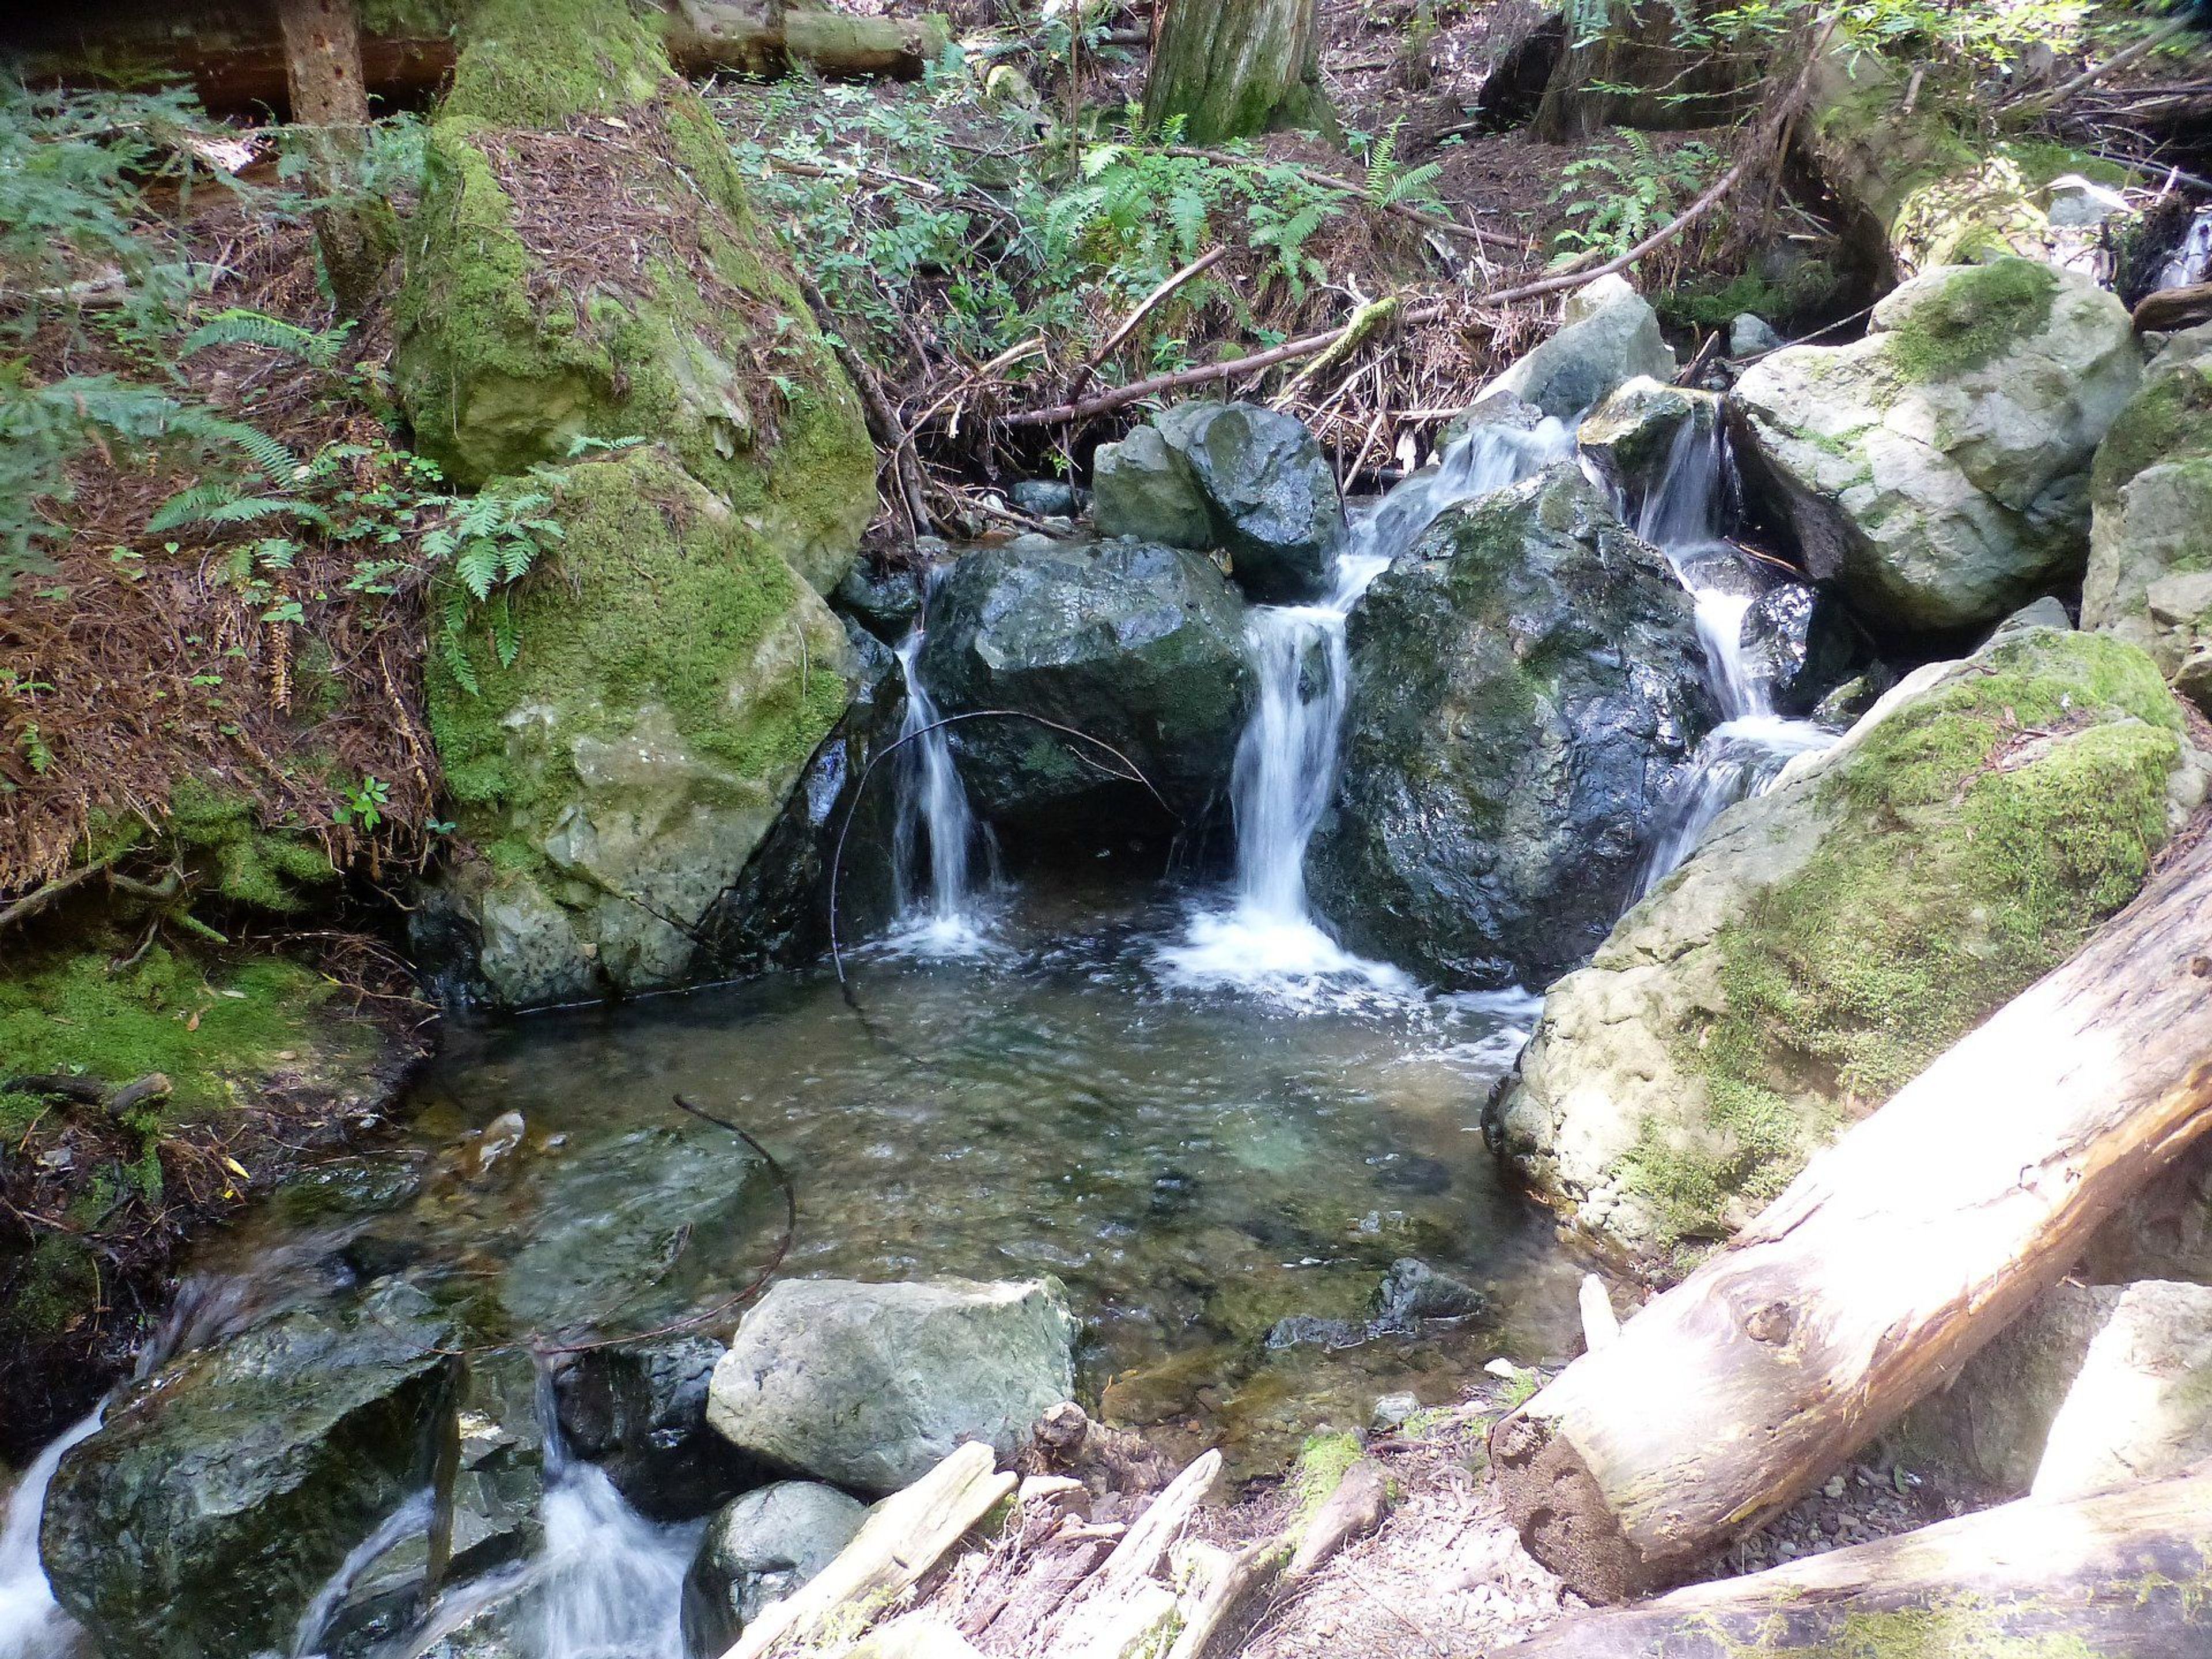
[1493,1465,2212,1657]
[1141,0,1336,145]
[2136,281,2212,334]
[1533,0,1758,142]
[10,1,946,114]
[1491,831,2212,1603]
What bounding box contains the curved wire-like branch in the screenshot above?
[827,709,1181,987]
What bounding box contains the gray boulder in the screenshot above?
[1734,259,2142,634]
[1479,274,1676,420]
[680,1482,868,1658]
[1488,624,2198,1274]
[1575,377,1715,510]
[2082,322,2212,713]
[1305,465,1716,987]
[1092,425,1212,549]
[834,563,925,646]
[1730,313,1783,357]
[1155,402,1346,601]
[706,1278,1077,1494]
[915,539,1254,830]
[41,1281,457,1659]
[2034,1280,2212,1501]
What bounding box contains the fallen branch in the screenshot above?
[0,853,121,933]
[798,272,933,537]
[1065,246,1228,406]
[2009,13,2196,116]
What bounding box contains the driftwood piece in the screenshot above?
[1162,1537,1293,1659]
[1491,832,2212,1602]
[2136,281,2212,334]
[723,1441,1015,1659]
[1046,1450,1222,1656]
[1493,1465,2212,1657]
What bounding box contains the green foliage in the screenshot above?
[1550,131,1721,266]
[180,309,351,370]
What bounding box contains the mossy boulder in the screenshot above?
[1488,624,2205,1276]
[2083,323,2212,713]
[1305,465,1715,988]
[1734,259,2141,634]
[394,0,874,593]
[914,537,1256,834]
[421,445,858,1009]
[41,1281,458,1659]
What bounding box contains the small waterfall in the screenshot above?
[1628,416,1832,896]
[889,570,992,954]
[1165,418,1574,995]
[290,1488,436,1658]
[2161,206,2212,290]
[0,1407,103,1659]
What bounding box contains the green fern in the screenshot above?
[180,308,351,369]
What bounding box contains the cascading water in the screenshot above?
[1627,415,1831,895]
[888,570,992,954]
[1165,417,1575,995]
[0,1406,103,1659]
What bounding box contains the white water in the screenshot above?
[1163,418,1575,1001]
[887,572,994,957]
[1628,416,1832,895]
[291,1489,435,1658]
[0,1408,102,1659]
[2160,206,2212,291]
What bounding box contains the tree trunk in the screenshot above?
[15,1,946,115]
[278,0,369,124]
[277,0,392,315]
[1490,831,2212,1603]
[1142,0,1338,146]
[1493,1465,2212,1657]
[1533,0,1758,143]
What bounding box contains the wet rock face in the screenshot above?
[1742,581,1862,717]
[40,1281,458,1659]
[2083,321,2212,714]
[1479,274,1676,421]
[705,1277,1077,1495]
[679,1481,868,1659]
[1734,259,2142,635]
[555,1335,763,1522]
[915,539,1255,832]
[1490,624,2196,1276]
[1093,402,1346,602]
[1306,465,1717,988]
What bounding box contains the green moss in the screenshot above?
[426,445,848,867]
[2092,350,2212,503]
[1659,263,1844,332]
[165,781,337,914]
[0,941,340,1115]
[1633,632,2182,1248]
[440,0,665,129]
[0,1234,101,1343]
[1712,1600,2101,1658]
[1883,257,2059,381]
[1290,1429,1362,1521]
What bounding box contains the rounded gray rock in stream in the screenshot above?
[1305,464,1717,988]
[915,538,1254,831]
[39,1280,458,1659]
[679,1480,869,1659]
[705,1277,1077,1495]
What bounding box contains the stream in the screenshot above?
[1,399,1821,1659]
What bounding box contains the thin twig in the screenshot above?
[2012,14,2195,115]
[1064,245,1227,406]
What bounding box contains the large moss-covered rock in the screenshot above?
[2084,323,2212,711]
[1734,259,2141,634]
[915,539,1255,831]
[394,0,873,592]
[1305,465,1714,988]
[422,445,857,1009]
[706,1277,1077,1495]
[1489,625,2200,1274]
[41,1281,457,1659]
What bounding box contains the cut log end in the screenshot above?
[1488,1411,1650,1604]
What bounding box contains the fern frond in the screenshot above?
[180,308,350,369]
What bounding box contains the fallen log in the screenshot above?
[1492,1464,2212,1657]
[10,0,946,113]
[2135,281,2212,335]
[1491,831,2212,1602]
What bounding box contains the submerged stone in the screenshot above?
[706,1277,1077,1494]
[1734,259,2142,634]
[1490,624,2202,1275]
[1306,465,1715,987]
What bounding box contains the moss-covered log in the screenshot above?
[1493,1466,2212,1656]
[1142,0,1336,145]
[6,0,949,113]
[1491,827,2212,1601]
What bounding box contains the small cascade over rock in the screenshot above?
[1623,412,1834,896]
[888,569,993,954]
[1164,416,1574,998]
[0,1406,103,1659]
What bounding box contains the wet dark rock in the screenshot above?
[449,1349,548,1577]
[1156,402,1346,603]
[41,1280,458,1659]
[915,539,1255,833]
[1742,581,1862,715]
[1092,425,1212,548]
[1307,465,1717,987]
[696,621,907,975]
[555,1334,763,1522]
[1370,1154,1453,1195]
[1010,478,1082,518]
[273,1154,427,1228]
[1370,1259,1487,1329]
[832,562,925,646]
[1264,1315,1369,1351]
[679,1481,868,1659]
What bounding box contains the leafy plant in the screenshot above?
[338,774,391,832]
[1549,130,1722,266]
